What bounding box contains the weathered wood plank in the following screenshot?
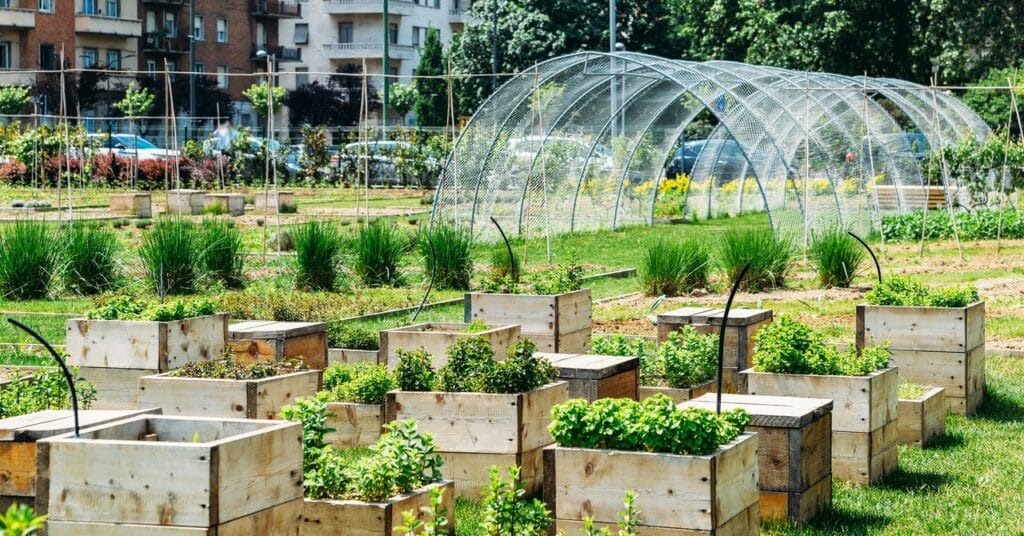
[324,402,383,447]
[47,498,303,535]
[380,322,520,369]
[138,370,321,419]
[301,481,454,536]
[66,314,228,371]
[857,302,984,353]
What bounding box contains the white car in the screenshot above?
[87,134,180,161]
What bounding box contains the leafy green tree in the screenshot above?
[381,83,417,120]
[243,80,286,119]
[113,81,155,118]
[413,27,447,126]
[962,66,1024,132]
[0,86,31,116]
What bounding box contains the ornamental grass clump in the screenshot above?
[0,219,59,299]
[293,220,343,291]
[139,218,201,294]
[866,275,979,308]
[199,218,245,289]
[753,315,890,376]
[639,237,709,296]
[719,226,795,291]
[352,221,405,287]
[322,362,395,405]
[419,223,473,290]
[61,222,121,295]
[549,394,750,456]
[808,226,864,288]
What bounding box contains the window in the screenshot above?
[39,0,53,12]
[337,21,352,43]
[256,21,265,47]
[216,18,227,43]
[146,60,157,77]
[82,47,97,68]
[164,12,176,37]
[194,62,204,73]
[40,44,56,69]
[388,23,398,44]
[0,0,8,8]
[106,49,120,69]
[295,67,308,86]
[293,23,308,45]
[82,0,95,14]
[217,64,228,88]
[432,0,439,7]
[412,26,426,47]
[0,42,10,69]
[146,11,156,31]
[193,16,204,40]
[105,0,117,17]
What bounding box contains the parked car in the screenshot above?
[339,141,439,187]
[507,135,615,174]
[203,134,301,178]
[87,134,179,160]
[665,139,750,180]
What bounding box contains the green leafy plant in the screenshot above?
[199,218,244,289]
[322,362,395,405]
[590,334,658,385]
[327,325,379,350]
[898,381,931,400]
[659,326,718,389]
[139,218,201,295]
[396,485,450,535]
[112,81,155,117]
[482,338,558,394]
[168,357,306,380]
[438,337,496,392]
[420,223,473,290]
[719,226,795,291]
[279,392,335,473]
[0,220,59,299]
[395,348,437,392]
[753,315,890,376]
[61,222,120,295]
[529,258,585,295]
[808,227,864,288]
[243,80,286,119]
[352,221,405,287]
[866,275,979,308]
[292,220,342,291]
[0,503,47,536]
[578,491,641,536]
[460,320,490,334]
[481,465,551,536]
[0,367,97,419]
[0,86,32,115]
[639,237,709,296]
[86,296,216,321]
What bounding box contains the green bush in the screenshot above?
[394,348,436,391]
[323,362,395,404]
[139,219,201,295]
[395,337,556,395]
[199,218,245,289]
[0,367,97,419]
[659,326,718,389]
[528,258,585,295]
[438,337,495,392]
[481,465,551,536]
[168,357,305,380]
[0,220,59,299]
[86,295,216,321]
[419,223,473,290]
[61,222,120,295]
[753,315,890,376]
[482,339,557,394]
[718,226,795,291]
[590,334,658,385]
[808,227,864,288]
[881,209,1024,242]
[327,325,379,350]
[293,220,342,291]
[352,221,404,287]
[639,237,709,296]
[866,275,979,308]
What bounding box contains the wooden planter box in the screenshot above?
[544,433,759,535]
[166,189,207,215]
[740,367,898,485]
[138,369,322,419]
[683,394,832,522]
[41,415,303,532]
[379,322,520,369]
[538,352,638,401]
[66,313,228,409]
[0,409,158,514]
[857,302,985,415]
[205,193,245,216]
[386,382,568,498]
[229,320,328,370]
[465,289,592,353]
[324,401,384,447]
[657,307,772,393]
[639,379,716,404]
[301,480,454,535]
[254,190,295,214]
[109,192,151,218]
[898,386,946,448]
[327,348,380,366]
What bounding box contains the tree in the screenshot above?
[113,81,155,118]
[329,64,381,122]
[962,66,1024,132]
[384,83,418,121]
[243,80,286,119]
[135,75,234,118]
[414,27,447,126]
[0,86,31,116]
[286,67,378,127]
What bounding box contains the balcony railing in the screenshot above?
[321,42,416,60]
[141,0,183,6]
[322,0,412,15]
[0,7,35,29]
[251,45,301,62]
[253,0,300,17]
[143,32,188,53]
[75,13,143,37]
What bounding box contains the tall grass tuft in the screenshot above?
[719,226,795,291]
[809,227,864,288]
[200,218,245,289]
[293,220,342,291]
[62,222,120,295]
[353,221,404,287]
[639,237,710,296]
[0,220,59,299]
[139,219,201,295]
[420,223,473,290]
[488,239,522,285]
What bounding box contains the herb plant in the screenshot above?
[292,220,343,291]
[352,221,405,287]
[482,339,558,394]
[322,362,395,405]
[718,226,795,291]
[61,222,121,295]
[898,381,931,400]
[590,335,657,385]
[753,315,891,376]
[481,465,551,536]
[460,320,491,334]
[0,367,97,419]
[168,357,306,380]
[0,503,47,536]
[438,337,496,392]
[579,491,641,536]
[327,325,379,350]
[139,218,201,295]
[86,295,216,321]
[420,223,473,290]
[528,258,585,295]
[199,218,245,289]
[659,327,718,389]
[866,275,979,308]
[395,348,436,392]
[396,486,450,535]
[395,338,557,394]
[0,219,59,299]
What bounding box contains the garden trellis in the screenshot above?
[431,51,992,241]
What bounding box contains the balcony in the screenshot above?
[321,42,416,61]
[75,13,143,37]
[140,0,183,6]
[143,32,189,54]
[322,0,413,15]
[252,0,300,18]
[251,45,301,62]
[0,70,36,86]
[0,7,35,29]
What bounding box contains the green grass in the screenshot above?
[0,349,50,366]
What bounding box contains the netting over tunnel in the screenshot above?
[431,52,990,241]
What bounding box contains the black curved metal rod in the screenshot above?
[7,317,81,437]
[490,216,517,288]
[847,231,882,285]
[717,263,750,415]
[411,230,437,323]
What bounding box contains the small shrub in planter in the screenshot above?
[545,394,758,534]
[0,368,97,419]
[741,316,898,485]
[320,362,395,446]
[859,275,984,415]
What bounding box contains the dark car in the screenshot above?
[665,139,750,180]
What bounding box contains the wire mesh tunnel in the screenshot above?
[431,52,990,241]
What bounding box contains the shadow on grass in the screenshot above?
[922,431,966,451]
[875,467,953,494]
[764,505,890,535]
[973,388,1024,423]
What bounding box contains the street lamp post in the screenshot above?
[382,0,389,140]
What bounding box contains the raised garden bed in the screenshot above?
[301,480,454,535]
[109,192,151,218]
[638,380,716,403]
[166,189,207,215]
[205,193,245,216]
[319,362,393,447]
[40,415,303,532]
[327,348,380,366]
[465,289,592,353]
[898,385,946,448]
[229,320,328,369]
[379,322,519,369]
[538,352,638,401]
[254,190,295,214]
